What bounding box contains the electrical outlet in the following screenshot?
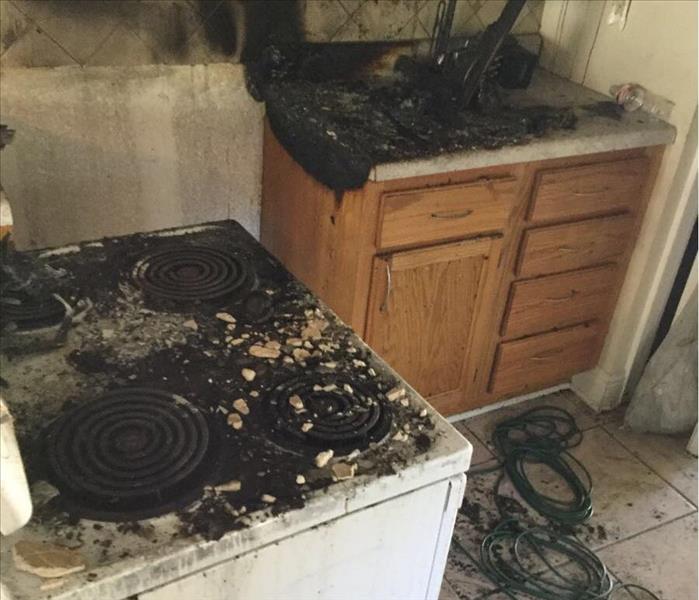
[608,0,632,31]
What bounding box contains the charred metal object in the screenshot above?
[131,245,255,306]
[45,388,217,521]
[429,0,527,109]
[265,375,392,456]
[0,291,66,331]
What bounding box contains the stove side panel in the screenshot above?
[139,478,456,600]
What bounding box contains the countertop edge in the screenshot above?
[370,124,676,182]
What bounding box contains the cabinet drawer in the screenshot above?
[529,157,648,222]
[502,265,618,339]
[517,214,634,278]
[378,178,517,249]
[489,323,601,396]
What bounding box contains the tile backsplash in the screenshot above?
[0,0,544,69]
[302,0,545,43]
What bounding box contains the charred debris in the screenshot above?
[246,38,576,191]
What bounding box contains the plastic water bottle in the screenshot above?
[609,83,674,119]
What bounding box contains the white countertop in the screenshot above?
[370,70,676,182]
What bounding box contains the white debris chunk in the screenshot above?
[286,337,303,347]
[419,408,428,418]
[233,398,250,415]
[227,413,243,430]
[386,387,406,402]
[241,368,256,382]
[289,395,304,411]
[301,422,314,432]
[400,398,409,407]
[301,318,328,340]
[353,359,367,368]
[296,475,306,485]
[12,541,86,579]
[183,320,198,331]
[292,348,311,362]
[265,340,281,350]
[249,345,280,359]
[216,312,236,324]
[331,462,357,481]
[214,480,241,493]
[392,431,408,442]
[230,338,245,346]
[261,494,277,504]
[315,449,334,468]
[343,384,354,394]
[250,390,259,398]
[283,356,294,364]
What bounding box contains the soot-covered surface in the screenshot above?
[249,44,576,190]
[0,222,446,590]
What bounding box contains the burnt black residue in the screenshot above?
[581,101,624,121]
[2,221,437,545]
[246,44,577,191]
[241,1,304,63]
[197,0,239,56]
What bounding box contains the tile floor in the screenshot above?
[440,390,698,600]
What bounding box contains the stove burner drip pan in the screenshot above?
[267,376,392,455]
[45,388,215,521]
[0,292,66,331]
[131,245,254,305]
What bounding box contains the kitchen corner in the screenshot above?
[0,1,696,600]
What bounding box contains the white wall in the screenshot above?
[0,63,263,248]
[541,0,698,409]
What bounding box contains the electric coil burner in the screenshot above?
[45,388,216,521]
[131,245,254,305]
[0,291,66,331]
[266,376,392,455]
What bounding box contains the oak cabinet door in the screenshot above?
[364,237,503,412]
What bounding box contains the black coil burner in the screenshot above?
[0,292,66,330]
[45,388,216,521]
[131,245,254,305]
[265,376,392,455]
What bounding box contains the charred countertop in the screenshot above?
[256,42,675,190]
[370,69,676,182]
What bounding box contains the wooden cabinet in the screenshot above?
[364,237,502,413]
[528,157,648,222]
[261,121,663,415]
[378,178,517,250]
[516,214,635,278]
[501,265,618,340]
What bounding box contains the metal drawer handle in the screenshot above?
[545,291,578,303]
[431,209,474,219]
[573,187,609,196]
[530,350,559,362]
[380,261,392,313]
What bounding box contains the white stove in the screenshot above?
[0,221,471,600]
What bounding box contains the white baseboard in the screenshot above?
[447,383,571,424]
[571,367,627,412]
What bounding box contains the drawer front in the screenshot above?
[378,178,517,249]
[528,157,648,222]
[489,323,601,396]
[517,214,634,278]
[502,265,618,339]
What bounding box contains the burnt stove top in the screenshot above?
[0,221,435,540]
